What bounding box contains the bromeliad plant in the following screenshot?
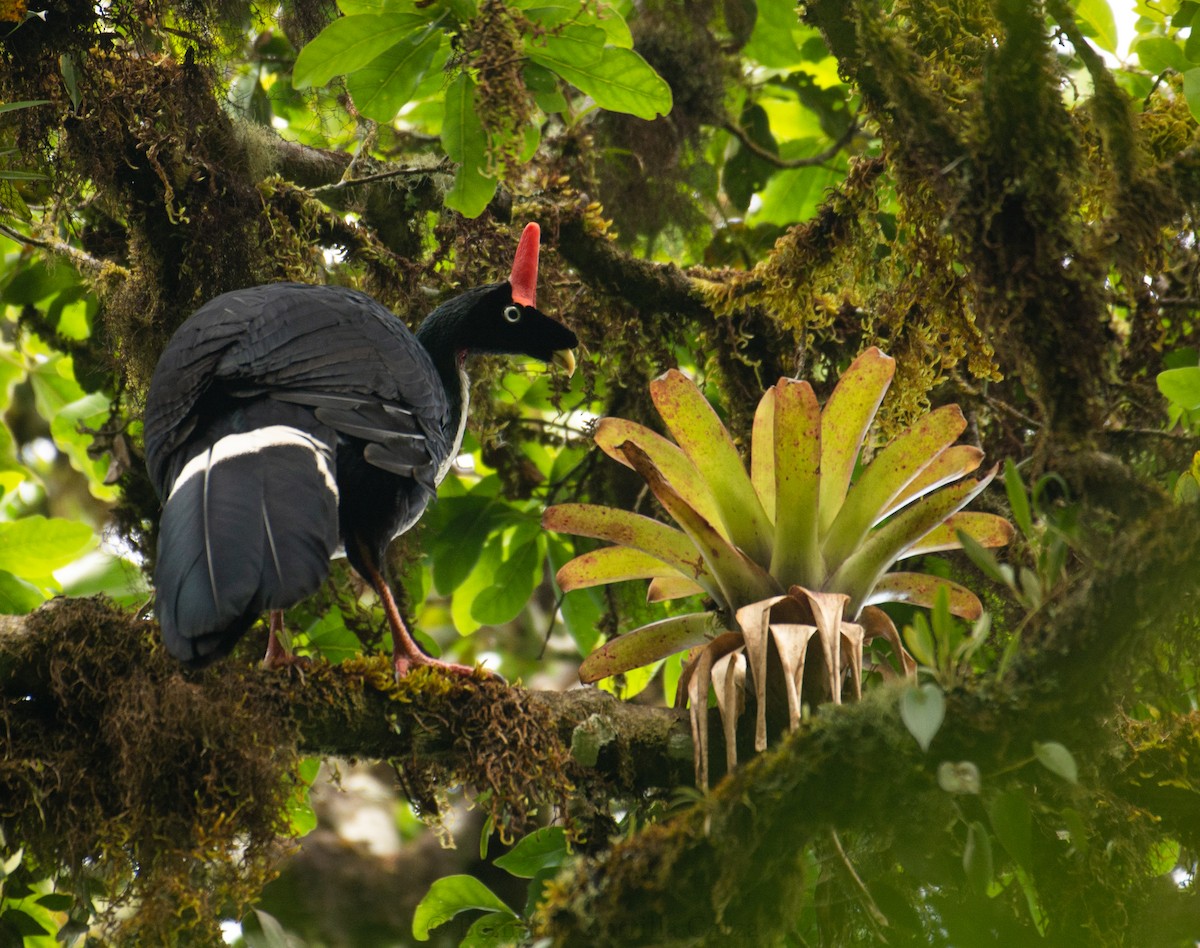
[543,348,1013,784]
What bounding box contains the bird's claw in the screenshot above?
[392,653,505,683]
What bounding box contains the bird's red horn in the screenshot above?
[509,222,540,307]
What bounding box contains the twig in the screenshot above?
[306,159,452,197]
[0,220,122,277]
[720,114,860,169]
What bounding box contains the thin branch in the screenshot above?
[720,114,861,169]
[0,220,122,277]
[306,159,452,197]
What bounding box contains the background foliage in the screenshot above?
[2,0,1200,944]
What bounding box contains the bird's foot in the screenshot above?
[263,650,314,673]
[392,651,503,682]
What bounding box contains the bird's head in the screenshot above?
[418,223,578,376]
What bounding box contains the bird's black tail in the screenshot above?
[154,424,340,667]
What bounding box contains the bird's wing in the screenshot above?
[144,284,452,496]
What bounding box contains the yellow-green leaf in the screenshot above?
[579,612,718,682]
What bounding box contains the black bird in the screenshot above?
[143,223,577,676]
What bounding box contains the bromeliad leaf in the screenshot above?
[865,572,983,620]
[542,503,720,598]
[594,417,725,535]
[529,44,672,119]
[769,377,822,587]
[649,369,773,563]
[899,512,1015,558]
[579,612,719,682]
[818,347,895,535]
[555,545,679,590]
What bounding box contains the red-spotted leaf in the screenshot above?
[555,545,678,591]
[770,377,823,587]
[865,572,983,620]
[579,612,720,683]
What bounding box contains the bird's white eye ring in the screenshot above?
[503,305,522,323]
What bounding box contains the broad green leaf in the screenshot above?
[1033,740,1078,784]
[1157,365,1200,410]
[883,444,984,515]
[818,347,895,536]
[649,369,773,564]
[578,612,718,682]
[543,503,719,594]
[493,826,568,878]
[964,821,994,893]
[743,0,803,66]
[866,572,983,620]
[1134,35,1189,74]
[0,516,94,581]
[412,875,512,940]
[824,405,967,570]
[523,61,569,113]
[450,533,503,635]
[751,159,843,226]
[428,496,502,594]
[555,544,678,590]
[832,468,997,614]
[621,441,780,610]
[293,14,428,89]
[903,614,936,667]
[547,538,604,655]
[770,378,823,587]
[899,512,1014,559]
[0,569,45,615]
[461,912,525,947]
[442,73,497,217]
[957,529,1011,587]
[1072,0,1119,53]
[900,683,945,752]
[750,385,776,519]
[529,44,672,119]
[990,790,1033,870]
[1004,459,1033,538]
[1148,837,1181,876]
[594,416,726,536]
[524,24,607,70]
[347,28,442,122]
[472,533,543,625]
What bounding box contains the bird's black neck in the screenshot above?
[415,283,497,427]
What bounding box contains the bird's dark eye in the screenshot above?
[503,305,522,323]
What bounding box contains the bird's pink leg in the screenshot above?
[262,610,310,669]
[361,559,482,680]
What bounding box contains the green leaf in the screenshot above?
[751,159,843,226]
[963,820,994,894]
[0,908,48,938]
[525,24,607,69]
[649,369,773,564]
[442,72,497,217]
[884,444,984,515]
[1004,459,1033,537]
[770,378,823,587]
[1033,740,1078,784]
[1157,365,1200,410]
[412,875,512,940]
[903,614,936,667]
[0,516,94,582]
[528,44,672,119]
[554,544,679,590]
[1134,35,1190,74]
[989,790,1033,870]
[818,348,895,536]
[957,529,1010,586]
[472,532,543,625]
[750,385,776,519]
[743,0,803,66]
[1072,0,1119,53]
[833,469,998,614]
[523,62,569,112]
[347,28,442,122]
[493,826,569,878]
[824,405,967,570]
[461,912,526,947]
[899,683,945,752]
[0,100,51,115]
[0,569,46,615]
[900,511,1014,558]
[1148,837,1181,875]
[620,441,780,610]
[292,13,428,89]
[595,417,727,537]
[35,892,74,912]
[871,572,982,620]
[547,538,604,655]
[578,612,718,682]
[542,503,719,594]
